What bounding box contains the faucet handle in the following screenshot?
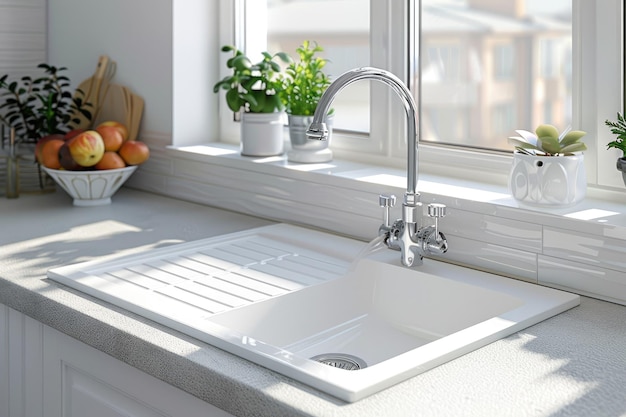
[379,194,396,228]
[427,203,447,243]
[427,203,447,219]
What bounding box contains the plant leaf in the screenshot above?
[535,124,560,139]
[508,137,539,150]
[560,130,586,147]
[514,129,538,145]
[560,142,587,154]
[538,136,561,155]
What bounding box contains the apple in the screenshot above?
[67,130,105,167]
[96,121,128,142]
[64,128,85,141]
[95,151,126,170]
[40,139,65,169]
[35,134,64,164]
[95,124,124,152]
[58,143,87,171]
[118,140,150,165]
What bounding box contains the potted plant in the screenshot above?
[213,45,290,156]
[507,124,587,207]
[280,41,333,163]
[0,63,92,192]
[0,63,91,144]
[605,112,626,186]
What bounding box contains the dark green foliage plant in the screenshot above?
[605,112,626,157]
[0,63,91,142]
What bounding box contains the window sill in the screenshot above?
[166,143,626,233]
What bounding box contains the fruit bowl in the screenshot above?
[42,166,138,206]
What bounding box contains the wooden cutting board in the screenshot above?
[93,83,129,130]
[70,55,110,130]
[128,92,144,141]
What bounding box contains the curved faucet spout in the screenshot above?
[307,67,448,268]
[306,67,419,198]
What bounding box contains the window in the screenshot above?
[220,0,623,189]
[266,0,371,133]
[494,44,515,80]
[418,0,573,152]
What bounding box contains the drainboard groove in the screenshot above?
[233,240,291,258]
[184,277,268,302]
[200,247,260,267]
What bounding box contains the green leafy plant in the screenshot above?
[605,112,626,157]
[213,45,290,114]
[280,40,331,116]
[508,124,587,156]
[0,63,91,143]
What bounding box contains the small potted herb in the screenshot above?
[605,112,626,186]
[213,46,290,156]
[280,41,333,163]
[507,124,587,207]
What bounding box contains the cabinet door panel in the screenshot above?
[43,326,235,417]
[0,305,44,417]
[64,365,166,417]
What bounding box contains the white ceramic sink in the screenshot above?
[48,224,580,402]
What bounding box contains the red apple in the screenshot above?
[58,143,87,171]
[67,130,105,167]
[64,128,85,141]
[96,121,128,142]
[35,134,64,164]
[40,139,65,169]
[95,151,126,170]
[95,124,124,152]
[118,140,150,165]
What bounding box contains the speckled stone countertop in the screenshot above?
[2,188,626,417]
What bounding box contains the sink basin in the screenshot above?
[47,224,579,402]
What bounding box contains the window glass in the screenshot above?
[266,0,371,133]
[418,0,573,151]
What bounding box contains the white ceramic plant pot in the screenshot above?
[240,112,285,157]
[509,151,586,207]
[287,114,333,163]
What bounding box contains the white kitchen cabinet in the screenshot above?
[0,304,44,417]
[0,305,235,417]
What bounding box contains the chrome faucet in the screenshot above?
[306,67,448,267]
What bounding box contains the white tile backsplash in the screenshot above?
[539,255,626,305]
[126,142,626,305]
[544,227,626,272]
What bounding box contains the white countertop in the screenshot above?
[2,188,626,417]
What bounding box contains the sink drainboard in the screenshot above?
[47,224,361,323]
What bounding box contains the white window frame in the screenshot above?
[216,0,624,193]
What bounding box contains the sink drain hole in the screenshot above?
[311,353,367,370]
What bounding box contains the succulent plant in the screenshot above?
[508,124,587,156]
[605,112,626,157]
